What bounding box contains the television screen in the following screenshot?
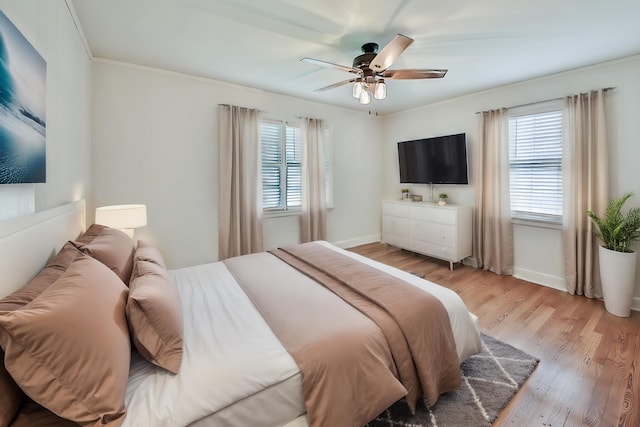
[398,133,468,184]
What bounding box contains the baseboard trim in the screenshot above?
[513,267,567,293]
[333,234,381,249]
[333,243,640,313]
[514,267,640,313]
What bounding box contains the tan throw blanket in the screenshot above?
[223,242,460,427]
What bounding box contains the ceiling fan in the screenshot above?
[301,34,447,105]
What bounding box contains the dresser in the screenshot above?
[382,201,472,270]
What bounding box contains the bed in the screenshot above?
[0,201,481,427]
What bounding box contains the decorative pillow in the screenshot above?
[9,398,79,427]
[127,241,183,374]
[0,242,83,427]
[0,254,130,427]
[73,224,135,284]
[0,359,23,427]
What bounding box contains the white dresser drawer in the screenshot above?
[409,205,457,225]
[383,202,410,217]
[410,220,456,247]
[382,233,410,249]
[383,215,409,237]
[410,239,458,261]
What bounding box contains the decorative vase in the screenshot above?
[438,199,446,206]
[598,245,637,317]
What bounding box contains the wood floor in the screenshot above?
[347,243,640,427]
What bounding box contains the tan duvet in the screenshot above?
[224,242,460,427]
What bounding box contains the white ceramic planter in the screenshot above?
[598,246,637,317]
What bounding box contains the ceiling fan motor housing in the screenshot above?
[353,52,377,70]
[353,42,379,70]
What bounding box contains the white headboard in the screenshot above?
[0,200,86,298]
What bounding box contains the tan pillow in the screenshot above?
[0,242,81,311]
[9,398,79,427]
[73,224,135,284]
[0,254,130,427]
[0,242,83,427]
[127,241,183,374]
[0,358,23,427]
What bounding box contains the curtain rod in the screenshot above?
[475,87,616,114]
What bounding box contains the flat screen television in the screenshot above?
[397,133,468,184]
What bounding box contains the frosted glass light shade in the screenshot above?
[95,204,147,238]
[359,89,371,105]
[374,81,387,100]
[352,81,364,98]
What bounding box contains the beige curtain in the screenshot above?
[474,108,514,274]
[218,105,263,259]
[300,117,327,242]
[562,89,610,297]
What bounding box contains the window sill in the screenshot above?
[511,217,562,230]
[263,209,301,219]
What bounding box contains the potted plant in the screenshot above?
[401,188,410,201]
[587,192,640,317]
[438,193,448,206]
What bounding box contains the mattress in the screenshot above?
[123,242,481,427]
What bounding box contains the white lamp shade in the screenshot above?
[95,204,147,229]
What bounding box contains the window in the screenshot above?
[508,105,563,222]
[260,119,302,211]
[260,118,333,213]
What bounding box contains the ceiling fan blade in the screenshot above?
[314,78,358,93]
[368,34,414,73]
[383,69,448,79]
[301,58,362,75]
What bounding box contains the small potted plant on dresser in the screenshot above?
[587,192,640,317]
[438,193,448,206]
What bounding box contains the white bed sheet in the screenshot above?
[123,262,304,427]
[123,242,481,427]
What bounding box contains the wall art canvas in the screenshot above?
[0,11,46,184]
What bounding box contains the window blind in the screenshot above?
[285,126,302,208]
[508,110,563,221]
[260,120,302,210]
[260,120,283,209]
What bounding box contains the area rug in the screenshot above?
[368,333,539,427]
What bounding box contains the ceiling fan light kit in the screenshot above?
[352,78,386,104]
[301,34,447,105]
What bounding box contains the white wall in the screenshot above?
[382,56,640,307]
[0,0,92,212]
[91,60,383,268]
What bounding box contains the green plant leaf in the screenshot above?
[587,192,640,253]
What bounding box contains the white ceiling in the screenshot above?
[70,0,640,115]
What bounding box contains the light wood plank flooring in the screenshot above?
[347,243,640,427]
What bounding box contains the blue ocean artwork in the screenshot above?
[0,11,46,184]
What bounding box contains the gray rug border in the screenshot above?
[367,332,540,427]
